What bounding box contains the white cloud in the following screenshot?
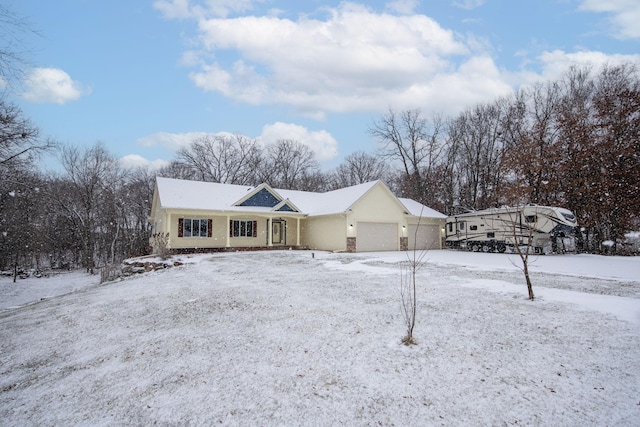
[385,0,418,15]
[21,68,90,104]
[120,154,170,170]
[187,3,475,116]
[536,49,640,81]
[154,0,263,19]
[452,0,485,10]
[154,0,193,19]
[493,49,640,93]
[164,2,639,121]
[419,56,514,113]
[135,131,210,151]
[579,0,640,39]
[259,122,338,161]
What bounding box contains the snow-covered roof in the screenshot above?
[155,177,445,218]
[276,181,381,216]
[399,198,447,219]
[155,178,255,211]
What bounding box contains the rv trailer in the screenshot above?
[445,205,578,254]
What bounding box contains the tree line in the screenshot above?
[1,63,638,276]
[1,137,155,275]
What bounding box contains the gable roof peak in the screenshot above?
[234,182,285,208]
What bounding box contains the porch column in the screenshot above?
[226,215,230,247]
[296,218,300,246]
[267,217,273,247]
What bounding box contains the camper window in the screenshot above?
[525,215,537,223]
[459,221,465,230]
[470,225,478,230]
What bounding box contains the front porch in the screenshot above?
[162,212,306,252]
[167,245,309,255]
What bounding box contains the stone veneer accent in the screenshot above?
[346,237,356,253]
[400,237,408,251]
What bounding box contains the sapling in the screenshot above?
[400,210,428,345]
[507,206,538,300]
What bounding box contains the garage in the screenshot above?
[356,222,398,252]
[407,223,441,251]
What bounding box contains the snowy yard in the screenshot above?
[1,250,639,425]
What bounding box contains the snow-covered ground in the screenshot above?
[1,250,639,425]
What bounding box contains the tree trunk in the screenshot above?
[13,251,18,283]
[523,261,534,300]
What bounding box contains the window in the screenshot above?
[231,220,257,238]
[525,215,537,223]
[277,204,295,212]
[448,223,453,232]
[178,218,211,238]
[458,221,465,230]
[470,225,478,230]
[487,232,495,238]
[239,189,280,207]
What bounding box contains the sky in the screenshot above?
[4,0,640,171]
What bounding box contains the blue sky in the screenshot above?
[5,0,640,170]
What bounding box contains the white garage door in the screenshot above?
[357,222,398,252]
[408,224,440,251]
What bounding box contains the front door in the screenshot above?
[272,219,285,245]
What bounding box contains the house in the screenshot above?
[149,177,446,253]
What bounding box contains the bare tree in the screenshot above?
[0,167,43,280]
[448,101,507,210]
[554,65,595,251]
[399,257,418,345]
[0,99,52,168]
[176,133,262,184]
[552,63,639,253]
[52,143,122,273]
[369,109,444,203]
[507,207,538,300]
[587,63,640,253]
[500,82,563,206]
[122,166,155,257]
[296,169,330,192]
[259,139,320,190]
[400,211,428,345]
[0,4,38,88]
[329,150,387,189]
[35,157,153,271]
[156,160,196,180]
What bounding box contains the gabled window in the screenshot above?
[239,189,280,207]
[276,203,295,212]
[178,218,212,238]
[230,220,257,238]
[272,198,299,213]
